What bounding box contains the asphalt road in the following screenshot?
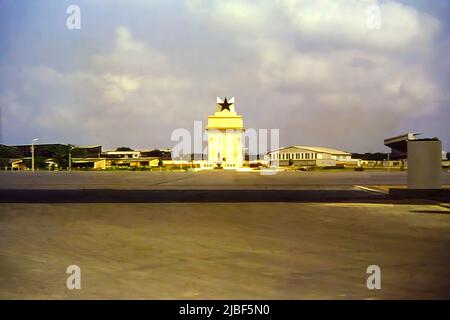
[1,170,449,190]
[1,202,449,299]
[1,170,449,299]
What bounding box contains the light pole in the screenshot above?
[31,138,39,171]
[386,146,391,173]
[180,152,183,171]
[387,152,390,172]
[68,145,74,171]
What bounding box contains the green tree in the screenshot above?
[41,144,71,169]
[0,145,23,158]
[0,158,10,168]
[23,157,47,169]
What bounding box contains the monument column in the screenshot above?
[206,97,244,169]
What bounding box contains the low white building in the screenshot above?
[267,146,358,167]
[105,150,141,159]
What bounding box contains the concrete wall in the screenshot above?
[407,140,442,189]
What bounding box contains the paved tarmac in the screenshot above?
[0,171,449,299]
[0,170,432,190]
[1,202,449,299]
[0,169,449,190]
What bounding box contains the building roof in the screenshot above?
[105,151,140,154]
[73,145,102,149]
[384,132,420,145]
[272,146,351,155]
[384,132,421,157]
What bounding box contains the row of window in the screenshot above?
[271,152,317,160]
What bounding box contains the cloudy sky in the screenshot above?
[0,0,449,152]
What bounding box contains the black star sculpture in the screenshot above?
[218,97,232,111]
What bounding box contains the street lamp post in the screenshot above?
[180,152,183,171]
[385,146,391,173]
[68,145,74,172]
[387,151,390,172]
[31,138,39,171]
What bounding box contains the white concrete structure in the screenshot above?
[268,146,357,167]
[105,150,141,159]
[207,97,244,169]
[407,139,442,189]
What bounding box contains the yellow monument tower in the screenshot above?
[207,97,244,169]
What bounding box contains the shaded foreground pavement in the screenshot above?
[0,171,449,299]
[1,202,449,299]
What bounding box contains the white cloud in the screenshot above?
[186,0,270,34]
[279,0,441,51]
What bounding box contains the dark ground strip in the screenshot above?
[0,189,442,203]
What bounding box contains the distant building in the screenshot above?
[71,148,163,169]
[268,146,358,167]
[384,132,420,159]
[10,159,27,170]
[72,145,102,158]
[140,149,172,159]
[105,150,141,159]
[12,143,68,158]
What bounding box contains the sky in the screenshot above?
[0,0,449,153]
